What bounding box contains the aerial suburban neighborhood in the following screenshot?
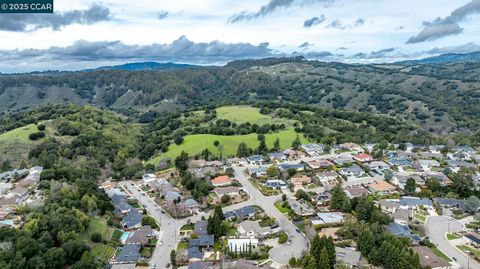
[4,140,475,268]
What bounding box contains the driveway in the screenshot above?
[425,216,480,269]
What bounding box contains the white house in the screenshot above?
[228,238,258,254]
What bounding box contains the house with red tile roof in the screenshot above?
[211,175,232,187]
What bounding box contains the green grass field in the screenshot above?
[0,124,39,143]
[79,217,114,263]
[148,128,308,163]
[216,106,293,126]
[447,233,461,240]
[274,201,289,213]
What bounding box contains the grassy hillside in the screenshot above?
[148,128,308,164]
[216,106,293,126]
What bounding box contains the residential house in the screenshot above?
[278,163,305,172]
[339,165,364,177]
[213,186,242,198]
[386,222,420,243]
[249,166,269,177]
[211,175,232,187]
[189,159,206,168]
[11,186,29,202]
[265,179,287,189]
[366,161,390,171]
[332,156,354,166]
[224,206,257,221]
[416,159,440,172]
[301,144,325,156]
[178,198,201,214]
[122,210,143,230]
[307,160,334,170]
[353,153,373,162]
[339,142,364,153]
[245,155,264,165]
[164,190,181,202]
[447,160,476,172]
[312,192,331,206]
[101,180,114,190]
[433,198,465,212]
[268,152,287,161]
[368,180,396,195]
[125,225,155,247]
[237,220,271,238]
[344,186,370,198]
[227,238,259,254]
[315,212,344,225]
[429,145,445,154]
[142,173,156,183]
[316,171,340,184]
[290,175,312,189]
[289,198,315,216]
[393,175,425,189]
[0,169,29,182]
[464,233,480,247]
[388,158,413,167]
[413,246,452,269]
[335,247,361,268]
[116,244,141,263]
[391,208,410,225]
[110,264,136,269]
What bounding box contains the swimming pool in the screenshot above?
[119,231,130,244]
[0,220,13,226]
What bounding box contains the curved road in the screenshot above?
[232,166,309,264]
[119,165,309,267]
[426,216,480,269]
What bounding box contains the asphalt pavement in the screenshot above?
[426,215,480,269]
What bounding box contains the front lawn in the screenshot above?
[430,246,452,262]
[446,233,461,240]
[274,201,289,213]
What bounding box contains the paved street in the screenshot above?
[232,166,309,264]
[426,216,480,269]
[119,164,310,267]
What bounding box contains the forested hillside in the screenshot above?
[1,57,479,136]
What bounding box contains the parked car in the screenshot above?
[150,264,156,269]
[166,263,171,268]
[286,239,293,245]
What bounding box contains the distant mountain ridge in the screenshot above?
[397,51,480,65]
[84,61,202,71]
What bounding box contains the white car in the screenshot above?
[286,239,293,245]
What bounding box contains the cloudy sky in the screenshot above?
[1,0,480,72]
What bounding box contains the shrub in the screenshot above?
[91,232,102,243]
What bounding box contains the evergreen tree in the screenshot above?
[319,247,330,269]
[273,138,280,151]
[257,138,268,154]
[292,135,301,149]
[330,182,350,212]
[236,142,250,157]
[358,228,375,256]
[404,178,416,194]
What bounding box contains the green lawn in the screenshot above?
[0,124,39,143]
[274,201,289,213]
[447,233,461,240]
[458,245,480,257]
[79,217,114,263]
[177,242,188,252]
[430,246,452,262]
[216,106,291,126]
[148,128,309,163]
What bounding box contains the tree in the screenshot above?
[43,247,66,269]
[221,194,231,204]
[170,250,177,266]
[302,255,317,269]
[358,228,375,256]
[427,178,441,193]
[278,231,288,243]
[450,169,475,197]
[37,124,46,131]
[257,138,268,154]
[292,135,301,149]
[282,194,287,201]
[295,189,310,201]
[405,178,416,194]
[384,170,393,182]
[91,232,102,243]
[267,165,280,178]
[465,196,480,213]
[174,151,189,172]
[0,159,12,172]
[213,140,220,146]
[330,183,350,212]
[236,142,251,157]
[319,247,330,269]
[273,138,280,151]
[207,205,227,239]
[141,216,159,229]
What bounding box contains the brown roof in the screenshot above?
[368,180,396,192]
[211,175,232,185]
[291,175,312,185]
[125,225,153,245]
